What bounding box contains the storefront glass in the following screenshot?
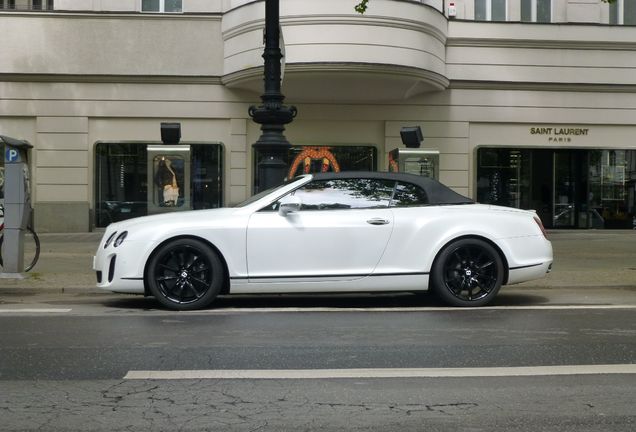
[287,145,377,178]
[95,142,223,227]
[0,143,4,204]
[477,148,636,229]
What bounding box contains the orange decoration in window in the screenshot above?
[288,146,341,178]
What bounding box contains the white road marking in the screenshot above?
[125,364,636,380]
[197,305,636,313]
[0,308,72,313]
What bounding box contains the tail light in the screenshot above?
[533,216,548,238]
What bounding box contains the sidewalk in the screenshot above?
[0,230,635,293]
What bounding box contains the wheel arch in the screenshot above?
[143,235,231,296]
[432,234,510,285]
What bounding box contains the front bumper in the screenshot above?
[93,238,146,294]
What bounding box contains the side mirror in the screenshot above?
[278,195,301,216]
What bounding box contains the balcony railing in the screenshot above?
[0,0,54,11]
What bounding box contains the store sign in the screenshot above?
[529,126,590,143]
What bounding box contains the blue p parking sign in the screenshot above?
[5,148,20,163]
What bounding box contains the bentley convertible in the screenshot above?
[94,172,552,310]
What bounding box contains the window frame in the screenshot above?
[475,0,508,21]
[610,0,636,25]
[140,0,182,13]
[521,0,552,23]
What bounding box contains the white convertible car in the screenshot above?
[94,172,552,310]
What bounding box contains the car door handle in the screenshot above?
[367,218,390,225]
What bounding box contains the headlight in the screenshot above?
[114,231,128,247]
[104,231,117,248]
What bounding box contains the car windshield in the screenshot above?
[234,178,299,208]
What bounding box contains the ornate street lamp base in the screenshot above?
[249,103,298,149]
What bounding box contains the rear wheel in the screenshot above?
[431,238,504,307]
[146,238,223,310]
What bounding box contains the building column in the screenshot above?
[34,116,90,232]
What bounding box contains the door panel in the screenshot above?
[246,209,393,280]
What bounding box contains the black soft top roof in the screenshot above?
[310,171,474,205]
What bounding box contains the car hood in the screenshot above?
[105,208,239,233]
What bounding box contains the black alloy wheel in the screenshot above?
[146,238,223,310]
[431,238,504,307]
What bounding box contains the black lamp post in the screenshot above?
[249,0,297,193]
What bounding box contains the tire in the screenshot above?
[146,238,224,311]
[431,238,504,307]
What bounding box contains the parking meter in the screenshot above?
[1,135,33,274]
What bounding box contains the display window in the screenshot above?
[477,147,636,229]
[0,143,4,202]
[94,142,223,227]
[287,145,377,178]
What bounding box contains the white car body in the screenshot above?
[93,172,552,309]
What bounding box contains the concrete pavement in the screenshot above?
[0,230,635,301]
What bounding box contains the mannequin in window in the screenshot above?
[155,157,179,206]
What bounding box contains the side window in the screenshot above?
[292,178,394,210]
[390,182,428,207]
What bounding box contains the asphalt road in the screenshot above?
[1,293,635,431]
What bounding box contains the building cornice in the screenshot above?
[447,38,636,51]
[0,74,222,85]
[223,14,446,45]
[0,11,221,20]
[450,80,636,93]
[222,62,450,91]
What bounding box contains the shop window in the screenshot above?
[94,142,223,227]
[475,0,507,21]
[1,0,52,9]
[287,146,377,179]
[477,148,530,209]
[477,147,636,229]
[142,0,181,12]
[0,144,4,203]
[521,0,551,23]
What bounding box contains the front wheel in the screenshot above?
[431,238,504,307]
[146,238,224,310]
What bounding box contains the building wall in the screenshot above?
[2,1,636,231]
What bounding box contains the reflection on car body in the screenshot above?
[93,172,553,310]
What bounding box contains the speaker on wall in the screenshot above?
[161,122,181,145]
[400,126,423,148]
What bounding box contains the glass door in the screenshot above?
[552,150,590,228]
[552,152,576,228]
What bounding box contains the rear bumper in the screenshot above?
[507,261,553,285]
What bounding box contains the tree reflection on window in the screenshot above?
[390,182,429,207]
[295,179,395,210]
